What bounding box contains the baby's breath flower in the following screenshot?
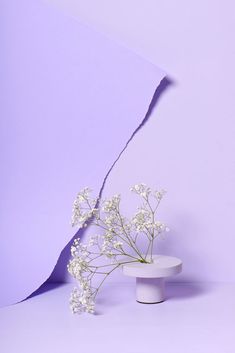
[88,235,99,247]
[69,287,95,314]
[102,194,120,212]
[71,188,97,227]
[113,241,123,249]
[68,184,169,314]
[154,189,167,201]
[130,183,151,198]
[132,209,151,232]
[67,257,88,280]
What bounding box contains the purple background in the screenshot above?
[46,0,235,284]
[1,2,235,353]
[0,0,165,306]
[1,0,235,305]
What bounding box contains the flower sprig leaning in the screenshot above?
[68,183,169,314]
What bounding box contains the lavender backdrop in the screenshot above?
[1,2,235,353]
[0,0,165,306]
[1,0,235,308]
[46,0,235,283]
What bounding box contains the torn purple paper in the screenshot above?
[0,0,165,306]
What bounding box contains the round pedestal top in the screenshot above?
[122,255,182,278]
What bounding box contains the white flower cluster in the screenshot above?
[68,256,88,280]
[68,237,99,278]
[131,183,166,202]
[68,183,169,315]
[132,209,169,234]
[102,194,121,212]
[155,221,170,233]
[71,188,98,227]
[130,183,151,198]
[69,287,95,314]
[132,209,152,231]
[101,230,123,260]
[155,189,167,201]
[68,238,96,314]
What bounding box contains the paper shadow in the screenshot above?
[24,282,66,301]
[26,76,173,299]
[166,280,212,301]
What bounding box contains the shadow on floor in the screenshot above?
[166,281,212,301]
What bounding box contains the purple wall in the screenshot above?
[1,0,235,307]
[0,0,165,306]
[47,0,235,283]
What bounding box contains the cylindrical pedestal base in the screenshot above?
[136,277,165,303]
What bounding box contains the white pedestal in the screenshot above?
[122,255,182,304]
[136,277,165,303]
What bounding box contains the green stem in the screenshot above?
[116,204,145,261]
[150,239,154,262]
[93,260,141,298]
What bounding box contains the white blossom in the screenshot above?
[69,287,95,314]
[132,209,152,231]
[68,183,169,315]
[71,188,98,227]
[67,257,88,280]
[154,189,167,201]
[113,241,123,249]
[130,183,151,198]
[154,221,167,233]
[102,194,120,212]
[88,235,99,247]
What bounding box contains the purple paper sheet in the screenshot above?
[0,0,165,307]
